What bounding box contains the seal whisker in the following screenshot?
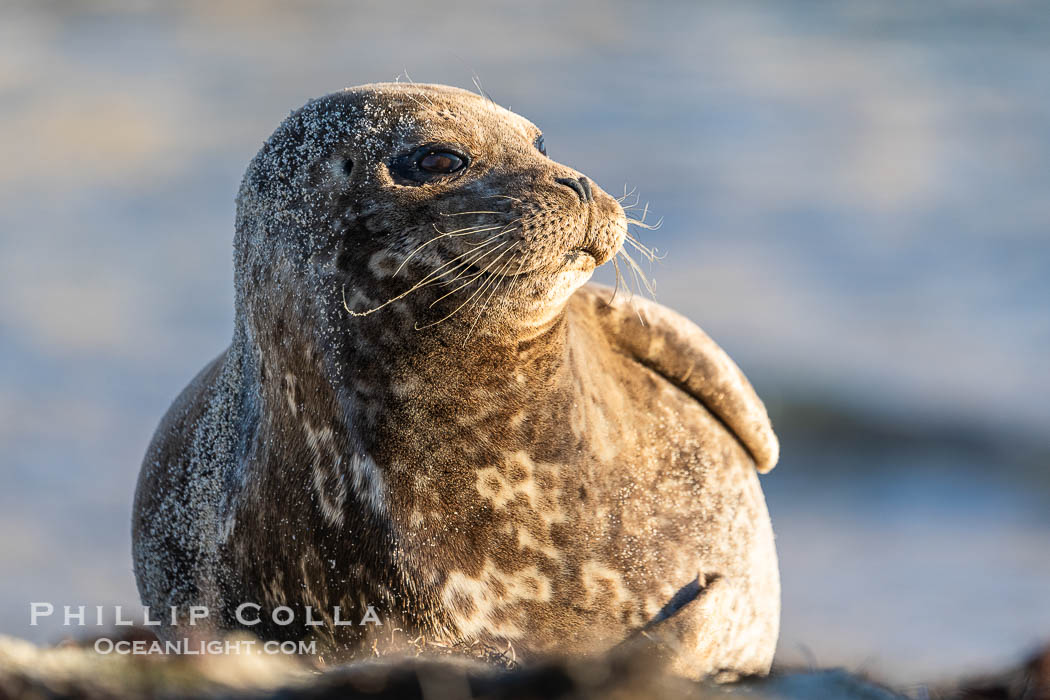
[433,222,506,236]
[506,245,530,288]
[433,226,521,289]
[426,244,510,295]
[617,247,656,300]
[417,243,516,329]
[468,244,519,315]
[615,252,648,324]
[632,200,660,225]
[419,241,508,289]
[400,225,489,266]
[429,216,520,240]
[607,256,625,306]
[452,263,512,331]
[414,237,517,292]
[424,242,513,310]
[433,258,488,288]
[394,225,506,277]
[625,216,663,231]
[402,235,502,284]
[490,246,531,319]
[464,235,503,249]
[463,246,520,343]
[471,73,496,106]
[617,186,640,207]
[461,248,511,318]
[344,238,506,317]
[624,234,662,265]
[397,70,437,108]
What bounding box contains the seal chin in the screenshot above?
[563,249,599,271]
[543,266,596,309]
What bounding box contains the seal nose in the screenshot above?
[555,176,593,203]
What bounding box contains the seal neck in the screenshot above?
[327,291,577,439]
[355,298,572,385]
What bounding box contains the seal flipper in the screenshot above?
[611,573,739,679]
[575,282,779,473]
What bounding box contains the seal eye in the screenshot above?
[391,145,470,184]
[419,151,465,174]
[535,135,547,156]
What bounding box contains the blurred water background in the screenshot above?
[1,0,1047,686]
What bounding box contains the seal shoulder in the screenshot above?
[132,349,229,612]
[568,283,779,473]
[133,350,228,521]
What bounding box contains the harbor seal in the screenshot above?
[132,83,780,677]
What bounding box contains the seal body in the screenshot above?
[132,83,780,677]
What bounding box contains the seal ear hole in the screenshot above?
[328,155,353,180]
[312,155,354,186]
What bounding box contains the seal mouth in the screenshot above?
[564,248,598,269]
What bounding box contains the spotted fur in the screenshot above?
[132,83,780,677]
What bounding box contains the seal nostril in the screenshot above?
[555,176,593,203]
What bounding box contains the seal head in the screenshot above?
[237,83,628,336]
